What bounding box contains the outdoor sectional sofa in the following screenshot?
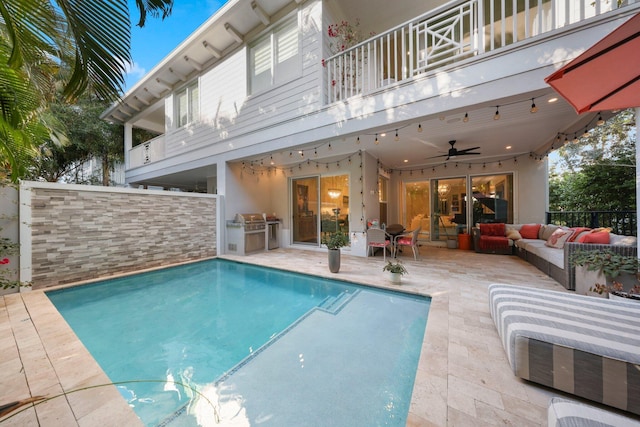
[472,224,637,290]
[489,284,640,419]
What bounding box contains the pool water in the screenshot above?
[47,259,430,426]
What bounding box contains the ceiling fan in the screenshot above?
[429,140,481,160]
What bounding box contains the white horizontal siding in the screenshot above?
[164,1,322,159]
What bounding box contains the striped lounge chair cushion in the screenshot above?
[488,284,640,416]
[548,397,640,427]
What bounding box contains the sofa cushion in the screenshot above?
[479,235,510,251]
[519,223,541,239]
[579,229,611,244]
[540,224,560,240]
[480,223,505,236]
[489,284,640,416]
[610,234,638,247]
[506,228,522,240]
[545,228,572,249]
[568,227,591,242]
[514,238,540,251]
[548,397,640,427]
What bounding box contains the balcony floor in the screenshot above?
[2,246,572,426]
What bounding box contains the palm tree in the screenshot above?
[0,0,174,181]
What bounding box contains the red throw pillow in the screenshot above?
[568,227,591,242]
[519,224,541,239]
[480,223,505,237]
[580,230,611,244]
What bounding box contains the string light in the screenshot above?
[597,114,605,126]
[463,112,469,123]
[395,129,399,142]
[357,136,360,144]
[375,134,379,145]
[494,107,500,120]
[417,123,423,133]
[530,98,538,113]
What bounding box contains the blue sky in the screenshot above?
[125,0,225,90]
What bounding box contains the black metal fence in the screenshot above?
[546,211,637,236]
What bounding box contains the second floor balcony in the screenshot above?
[324,0,635,103]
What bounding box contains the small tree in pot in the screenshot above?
[321,231,349,273]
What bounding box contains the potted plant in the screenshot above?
[571,249,638,296]
[321,231,349,273]
[590,281,640,302]
[382,261,408,284]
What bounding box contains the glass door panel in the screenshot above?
[471,174,514,225]
[432,177,466,241]
[292,177,318,244]
[404,181,430,239]
[320,174,350,239]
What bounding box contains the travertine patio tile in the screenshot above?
[448,375,505,410]
[0,247,582,425]
[474,399,544,426]
[0,405,40,426]
[34,397,78,427]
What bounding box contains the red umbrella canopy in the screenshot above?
[545,12,640,114]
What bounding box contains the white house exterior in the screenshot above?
[103,0,640,257]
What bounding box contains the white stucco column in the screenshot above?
[124,123,133,170]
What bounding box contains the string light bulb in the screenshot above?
[463,112,469,123]
[530,98,538,113]
[494,107,500,120]
[597,114,605,126]
[417,123,423,133]
[375,134,379,145]
[395,130,399,142]
[356,136,360,144]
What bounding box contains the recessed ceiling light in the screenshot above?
[548,97,558,103]
[506,145,512,150]
[403,159,409,163]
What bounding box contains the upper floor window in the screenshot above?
[249,17,300,94]
[176,81,199,127]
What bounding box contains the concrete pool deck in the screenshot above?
[1,246,567,426]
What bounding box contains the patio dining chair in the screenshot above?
[394,226,421,260]
[366,228,392,261]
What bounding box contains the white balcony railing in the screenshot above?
[325,0,634,103]
[129,134,166,168]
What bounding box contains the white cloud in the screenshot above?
[126,61,146,80]
[124,61,147,89]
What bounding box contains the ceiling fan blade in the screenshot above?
[458,151,481,156]
[426,153,451,159]
[457,146,481,154]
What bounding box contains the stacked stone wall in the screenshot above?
[25,185,217,289]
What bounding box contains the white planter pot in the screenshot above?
[609,291,640,303]
[574,266,607,297]
[575,265,637,297]
[388,272,402,284]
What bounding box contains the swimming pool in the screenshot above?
[47,259,430,426]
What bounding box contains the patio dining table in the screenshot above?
[385,224,406,254]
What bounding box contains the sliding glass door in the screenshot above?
[292,177,319,244]
[291,175,350,245]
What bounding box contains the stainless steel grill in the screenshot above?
[226,213,266,255]
[234,213,266,231]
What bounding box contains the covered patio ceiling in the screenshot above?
[239,88,606,172]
